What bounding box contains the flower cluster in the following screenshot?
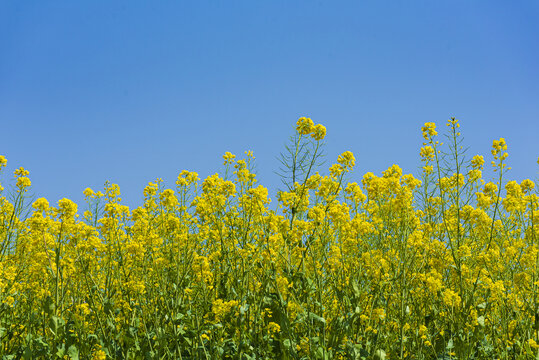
[296,116,326,140]
[0,118,537,359]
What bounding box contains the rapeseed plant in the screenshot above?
[0,118,538,359]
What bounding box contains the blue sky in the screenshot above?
[1,1,538,209]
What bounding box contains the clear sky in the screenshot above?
[1,1,538,209]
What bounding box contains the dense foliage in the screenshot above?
[1,118,538,359]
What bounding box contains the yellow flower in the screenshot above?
[159,188,178,207]
[423,165,433,174]
[56,198,78,220]
[267,322,281,334]
[421,122,437,140]
[144,181,159,197]
[337,151,355,170]
[420,146,435,162]
[442,289,461,307]
[521,179,535,193]
[212,299,239,322]
[0,155,7,168]
[311,123,326,140]
[177,170,199,186]
[223,151,236,165]
[468,169,482,182]
[83,187,95,198]
[344,182,366,203]
[77,303,92,316]
[483,182,498,196]
[446,117,460,127]
[91,349,106,360]
[296,117,314,135]
[14,167,30,176]
[268,321,281,333]
[471,155,484,169]
[33,197,49,211]
[329,163,344,177]
[491,138,508,162]
[16,176,31,190]
[4,296,14,307]
[372,308,386,320]
[91,345,107,360]
[528,339,539,349]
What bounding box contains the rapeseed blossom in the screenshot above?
[421,122,437,139]
[0,118,537,358]
[311,123,326,141]
[296,117,314,135]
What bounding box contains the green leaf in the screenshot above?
[314,346,326,360]
[283,339,291,349]
[239,304,249,315]
[476,302,487,309]
[477,315,485,327]
[23,346,32,360]
[352,280,361,297]
[373,349,386,360]
[67,345,79,360]
[43,296,55,315]
[49,315,62,335]
[308,312,326,324]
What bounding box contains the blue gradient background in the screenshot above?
[1,1,538,209]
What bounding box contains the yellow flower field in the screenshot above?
[1,118,538,359]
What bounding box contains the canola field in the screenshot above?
[1,118,538,359]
